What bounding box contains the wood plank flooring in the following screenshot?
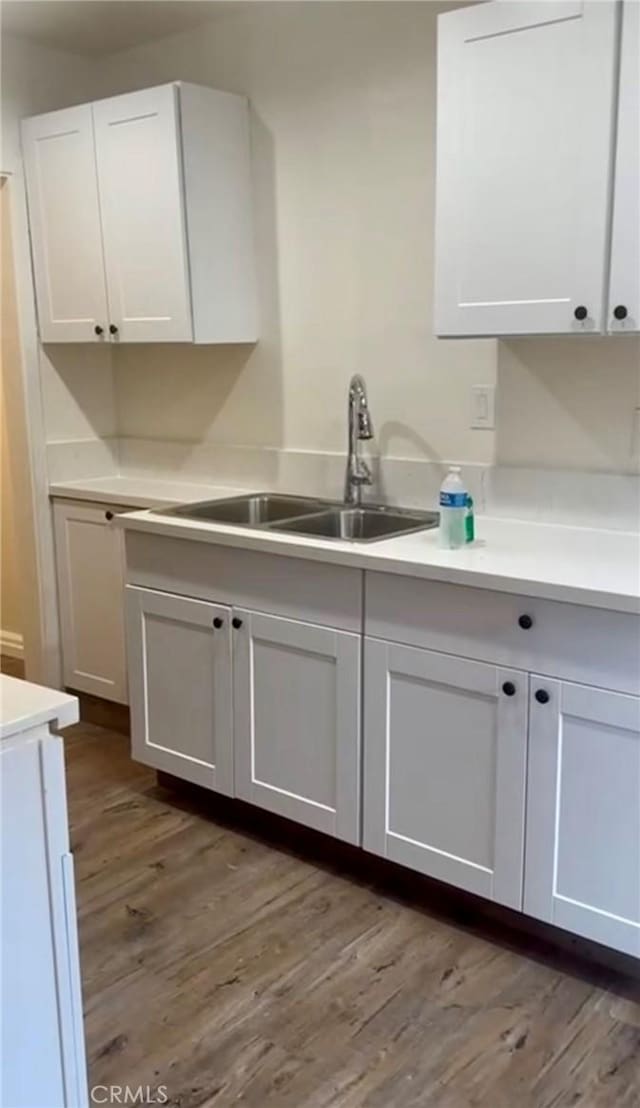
[56,718,640,1108]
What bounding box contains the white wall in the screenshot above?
[101,2,498,466]
[97,0,639,475]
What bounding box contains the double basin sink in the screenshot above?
[156,493,439,543]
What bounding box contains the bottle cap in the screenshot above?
[449,465,461,473]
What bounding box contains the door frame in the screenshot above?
[1,173,61,686]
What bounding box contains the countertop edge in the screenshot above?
[116,511,640,616]
[0,676,79,740]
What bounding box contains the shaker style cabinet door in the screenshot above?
[92,84,194,342]
[53,501,129,703]
[525,678,640,958]
[434,1,619,336]
[608,0,640,334]
[363,639,528,909]
[21,105,109,342]
[125,586,234,792]
[233,610,361,843]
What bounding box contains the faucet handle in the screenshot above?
[351,460,373,485]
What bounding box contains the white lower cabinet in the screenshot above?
[525,678,640,958]
[126,586,234,793]
[363,638,528,910]
[233,610,361,843]
[126,591,361,840]
[53,499,131,703]
[1,713,87,1108]
[123,550,640,958]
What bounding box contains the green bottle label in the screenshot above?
[465,495,475,543]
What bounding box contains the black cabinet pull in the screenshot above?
[109,324,119,335]
[535,689,550,705]
[105,510,114,521]
[213,617,223,629]
[574,305,588,321]
[94,324,104,336]
[502,681,516,697]
[613,305,628,320]
[232,617,243,630]
[518,614,533,630]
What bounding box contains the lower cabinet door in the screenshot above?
[525,678,640,957]
[363,638,528,909]
[125,586,233,793]
[233,609,361,843]
[53,500,129,703]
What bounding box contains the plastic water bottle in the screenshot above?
[439,466,467,549]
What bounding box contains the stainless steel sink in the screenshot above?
[158,493,327,526]
[273,506,439,542]
[155,493,438,542]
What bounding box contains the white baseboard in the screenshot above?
[0,630,24,659]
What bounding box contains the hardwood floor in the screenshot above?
[58,718,640,1108]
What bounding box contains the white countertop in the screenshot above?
[49,475,245,509]
[0,675,78,740]
[117,503,640,615]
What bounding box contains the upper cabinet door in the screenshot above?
[21,105,109,343]
[434,1,619,337]
[92,85,194,343]
[608,0,640,334]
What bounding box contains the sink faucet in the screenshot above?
[344,374,374,505]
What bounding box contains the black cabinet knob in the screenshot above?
[574,305,588,321]
[613,305,628,320]
[94,324,104,336]
[213,617,223,629]
[502,681,516,697]
[105,510,114,521]
[232,617,243,630]
[518,614,533,630]
[535,689,550,705]
[109,324,119,335]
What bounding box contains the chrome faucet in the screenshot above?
[344,374,374,505]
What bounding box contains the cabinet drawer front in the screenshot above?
[125,531,362,633]
[366,573,640,695]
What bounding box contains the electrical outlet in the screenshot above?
[471,384,495,430]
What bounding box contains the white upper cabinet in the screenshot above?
[92,85,193,343]
[608,0,640,334]
[434,1,622,337]
[21,105,109,343]
[22,83,257,344]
